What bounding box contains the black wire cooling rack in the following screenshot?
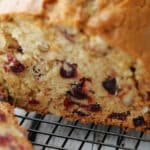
[14,108,150,150]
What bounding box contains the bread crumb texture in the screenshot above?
[0,0,149,133]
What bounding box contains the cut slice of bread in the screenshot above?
[0,102,32,150]
[0,14,149,133]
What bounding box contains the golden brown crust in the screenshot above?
[23,103,150,134]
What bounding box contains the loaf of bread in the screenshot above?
[0,102,32,150]
[0,0,149,133]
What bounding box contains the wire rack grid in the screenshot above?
[14,108,150,150]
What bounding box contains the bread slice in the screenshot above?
[0,1,149,133]
[0,15,149,134]
[0,102,32,150]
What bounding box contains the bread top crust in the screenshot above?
[0,0,150,78]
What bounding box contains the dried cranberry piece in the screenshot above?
[130,66,136,72]
[4,55,25,73]
[133,116,145,127]
[28,99,40,105]
[17,46,23,54]
[64,98,74,108]
[0,111,6,122]
[108,112,130,121]
[10,60,25,73]
[88,104,101,112]
[102,78,117,95]
[146,92,150,100]
[0,134,13,146]
[67,78,90,99]
[7,95,14,105]
[60,62,77,78]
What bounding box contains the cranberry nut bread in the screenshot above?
[0,102,32,150]
[0,0,150,133]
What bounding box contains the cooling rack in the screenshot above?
[14,108,150,150]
